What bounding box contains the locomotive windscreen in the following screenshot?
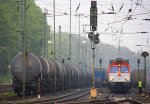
[110,66,118,73]
[120,66,128,73]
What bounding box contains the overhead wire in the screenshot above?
[104,1,142,52]
[36,0,150,45]
[129,0,150,12]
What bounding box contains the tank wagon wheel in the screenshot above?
[13,84,22,97]
[16,90,21,97]
[37,74,42,95]
[25,90,30,96]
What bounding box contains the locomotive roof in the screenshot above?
[110,58,129,64]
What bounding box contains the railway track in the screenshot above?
[24,88,90,104]
[0,92,34,102]
[0,84,12,93]
[0,84,14,102]
[1,87,150,103]
[0,88,90,104]
[70,93,145,104]
[0,95,20,102]
[109,93,143,104]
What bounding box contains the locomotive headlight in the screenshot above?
[112,78,114,81]
[125,77,129,81]
[118,64,120,67]
[110,76,115,81]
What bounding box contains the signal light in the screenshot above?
[91,1,97,8]
[88,32,99,44]
[90,1,97,31]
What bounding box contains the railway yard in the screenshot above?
[1,0,150,104]
[0,85,150,104]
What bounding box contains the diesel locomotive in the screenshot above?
[107,58,131,93]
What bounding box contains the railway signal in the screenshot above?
[94,33,99,44]
[99,59,102,71]
[89,1,98,98]
[88,32,99,44]
[88,32,94,41]
[90,1,97,31]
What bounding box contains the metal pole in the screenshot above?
[92,47,95,88]
[69,0,71,64]
[144,57,146,96]
[118,37,121,57]
[69,0,72,88]
[82,24,88,86]
[79,15,81,65]
[22,0,26,100]
[84,27,86,86]
[141,51,149,97]
[62,59,65,91]
[53,0,56,93]
[84,28,86,69]
[137,59,140,88]
[82,24,89,68]
[0,54,3,76]
[48,26,51,58]
[53,0,56,60]
[43,9,47,57]
[59,26,61,61]
[19,0,23,52]
[75,14,84,65]
[92,31,95,88]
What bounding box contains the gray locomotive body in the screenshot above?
[11,52,92,96]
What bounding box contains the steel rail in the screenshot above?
[23,88,90,104]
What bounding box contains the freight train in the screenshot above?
[11,52,92,96]
[94,68,108,87]
[107,58,131,93]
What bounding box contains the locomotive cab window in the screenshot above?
[110,66,118,73]
[120,66,128,73]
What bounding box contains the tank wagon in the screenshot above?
[94,68,108,87]
[107,58,131,93]
[11,52,92,96]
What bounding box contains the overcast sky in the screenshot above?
[35,0,150,53]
